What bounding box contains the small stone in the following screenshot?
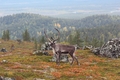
[101,77,107,80]
[34,78,45,80]
[1,60,8,63]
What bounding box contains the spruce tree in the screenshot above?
[22,29,31,41]
[72,30,82,46]
[2,30,10,41]
[6,30,10,41]
[40,36,45,44]
[2,30,6,40]
[34,39,38,50]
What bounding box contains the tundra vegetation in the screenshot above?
[0,39,120,80]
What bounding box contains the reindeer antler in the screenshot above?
[44,28,60,42]
[54,28,60,41]
[44,29,52,42]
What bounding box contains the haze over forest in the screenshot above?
[0,0,120,19]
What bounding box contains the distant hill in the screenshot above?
[0,13,120,39]
[1,0,120,18]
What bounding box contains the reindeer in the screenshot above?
[44,28,80,65]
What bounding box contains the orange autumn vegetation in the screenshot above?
[0,39,120,80]
[51,72,62,78]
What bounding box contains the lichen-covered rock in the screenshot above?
[33,50,49,56]
[50,54,69,62]
[1,48,7,52]
[0,76,15,80]
[92,38,120,58]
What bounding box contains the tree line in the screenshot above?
[2,23,120,49]
[2,29,31,41]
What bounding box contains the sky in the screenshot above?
[0,0,120,17]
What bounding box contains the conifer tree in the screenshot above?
[2,30,6,40]
[40,36,45,44]
[68,30,82,46]
[6,30,10,40]
[22,29,31,41]
[34,39,38,50]
[2,30,10,41]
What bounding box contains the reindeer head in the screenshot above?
[44,28,60,48]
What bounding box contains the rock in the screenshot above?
[1,48,7,52]
[33,50,49,56]
[0,76,15,80]
[83,45,93,50]
[33,42,51,56]
[92,38,120,58]
[1,60,8,63]
[101,77,107,80]
[50,54,69,62]
[86,76,93,79]
[92,47,100,55]
[0,76,3,80]
[34,78,45,80]
[41,42,52,51]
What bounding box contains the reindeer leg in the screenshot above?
[69,52,74,65]
[58,53,61,65]
[73,51,80,65]
[55,53,59,65]
[55,52,61,65]
[71,57,74,65]
[73,56,80,65]
[55,54,57,64]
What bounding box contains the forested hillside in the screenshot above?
[0,13,120,41]
[0,13,75,39]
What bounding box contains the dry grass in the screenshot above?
[0,39,120,80]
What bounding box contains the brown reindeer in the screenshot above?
[44,28,80,65]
